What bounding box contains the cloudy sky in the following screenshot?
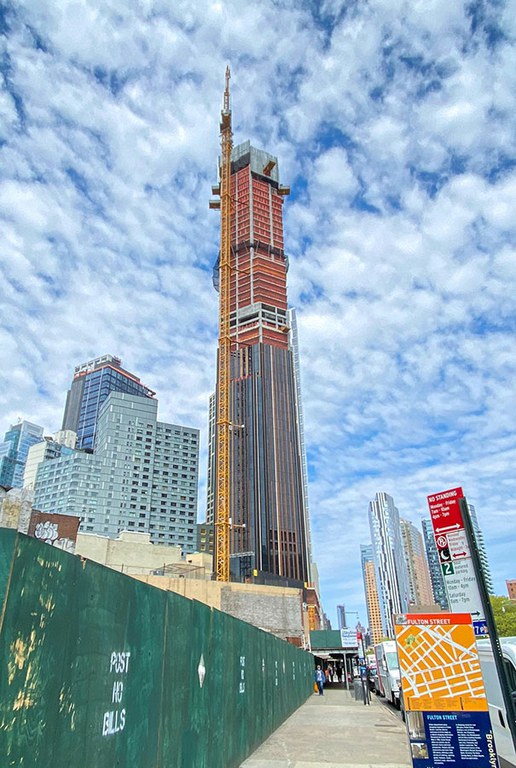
[1,0,515,628]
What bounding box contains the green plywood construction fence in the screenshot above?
[0,530,314,767]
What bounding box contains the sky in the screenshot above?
[1,0,515,629]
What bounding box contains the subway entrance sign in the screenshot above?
[394,613,499,768]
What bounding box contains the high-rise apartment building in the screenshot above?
[368,493,411,638]
[23,431,77,489]
[360,544,383,646]
[421,518,449,610]
[0,421,44,488]
[336,604,347,630]
[35,393,199,551]
[34,451,101,522]
[62,355,155,450]
[400,518,435,607]
[211,139,311,583]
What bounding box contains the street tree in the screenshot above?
[490,595,516,636]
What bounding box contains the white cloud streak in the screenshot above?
[1,0,515,627]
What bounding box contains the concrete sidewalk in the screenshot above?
[240,687,412,768]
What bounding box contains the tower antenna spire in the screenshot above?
[223,65,231,115]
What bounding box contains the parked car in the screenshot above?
[367,662,377,692]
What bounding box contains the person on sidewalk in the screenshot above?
[314,665,325,695]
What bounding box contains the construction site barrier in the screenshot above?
[0,530,313,767]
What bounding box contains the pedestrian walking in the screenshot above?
[314,665,325,696]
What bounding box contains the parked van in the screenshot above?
[374,640,401,708]
[477,636,516,768]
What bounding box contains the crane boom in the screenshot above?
[214,66,232,582]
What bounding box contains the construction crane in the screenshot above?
[209,67,233,582]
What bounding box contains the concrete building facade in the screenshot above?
[75,530,184,574]
[34,392,199,551]
[23,432,77,489]
[0,486,34,532]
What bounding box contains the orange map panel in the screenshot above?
[395,621,487,712]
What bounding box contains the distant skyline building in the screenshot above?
[466,502,494,595]
[210,139,311,583]
[287,307,313,573]
[0,420,44,488]
[400,518,434,607]
[368,492,411,638]
[35,393,199,551]
[62,354,155,451]
[336,604,347,630]
[360,544,383,646]
[421,518,449,610]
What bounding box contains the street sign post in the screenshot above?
[427,487,486,636]
[428,487,516,752]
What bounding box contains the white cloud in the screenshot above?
[1,0,515,629]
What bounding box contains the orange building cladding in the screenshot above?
[225,141,290,351]
[211,140,310,584]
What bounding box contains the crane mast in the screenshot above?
[214,67,233,582]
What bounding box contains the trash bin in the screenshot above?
[353,679,363,701]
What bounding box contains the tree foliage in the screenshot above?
[490,596,516,637]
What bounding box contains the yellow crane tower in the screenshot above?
[209,67,233,581]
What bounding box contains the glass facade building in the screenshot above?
[62,355,155,450]
[368,492,411,638]
[421,518,449,610]
[467,502,494,595]
[0,421,44,488]
[336,604,347,630]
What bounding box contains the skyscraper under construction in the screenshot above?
[210,89,311,584]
